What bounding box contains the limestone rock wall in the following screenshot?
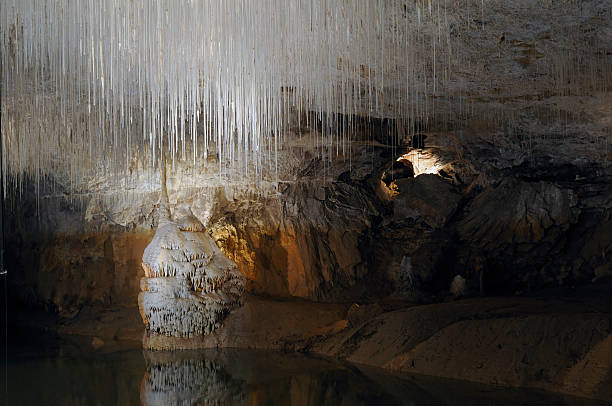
[5,131,610,309]
[7,229,153,316]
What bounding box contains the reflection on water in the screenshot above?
[142,352,245,405]
[140,350,412,406]
[6,337,609,406]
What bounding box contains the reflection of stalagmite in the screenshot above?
[141,351,246,406]
[138,162,245,338]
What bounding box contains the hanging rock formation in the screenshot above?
[138,164,245,338]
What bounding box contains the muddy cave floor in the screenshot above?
[5,280,612,403]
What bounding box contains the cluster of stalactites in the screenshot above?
[2,0,607,199]
[142,258,244,303]
[0,0,454,195]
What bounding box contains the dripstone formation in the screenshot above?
[138,166,245,338]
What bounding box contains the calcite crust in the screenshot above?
[139,210,245,338]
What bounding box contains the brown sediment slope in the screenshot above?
[311,297,612,402]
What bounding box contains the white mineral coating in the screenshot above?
[139,200,245,337]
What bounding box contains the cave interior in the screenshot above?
[1,0,611,404]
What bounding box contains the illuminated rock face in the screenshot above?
[138,209,245,338]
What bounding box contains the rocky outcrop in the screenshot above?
[206,152,384,301]
[311,296,612,402]
[393,174,461,228]
[453,177,580,293]
[457,178,578,248]
[451,172,611,294]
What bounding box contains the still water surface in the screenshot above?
[5,337,609,406]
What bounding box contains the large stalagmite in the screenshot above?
[139,164,245,338]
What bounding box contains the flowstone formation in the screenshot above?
[139,166,245,338]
